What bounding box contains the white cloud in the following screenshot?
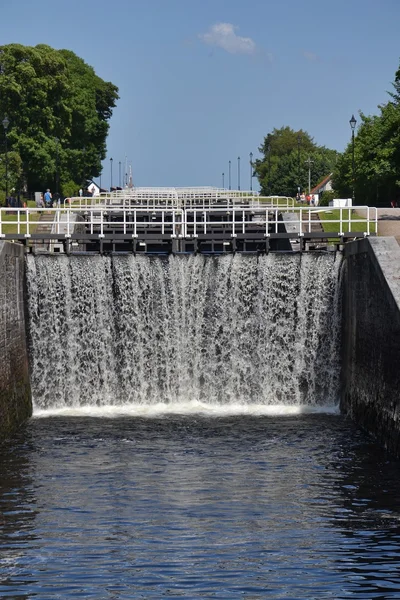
[199,23,256,55]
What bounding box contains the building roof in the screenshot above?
[310,173,332,194]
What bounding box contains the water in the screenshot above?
[10,252,400,597]
[25,253,342,410]
[1,414,400,599]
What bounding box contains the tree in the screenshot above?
[333,61,400,206]
[254,126,337,197]
[0,44,118,198]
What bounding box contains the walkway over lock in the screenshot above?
[0,187,378,254]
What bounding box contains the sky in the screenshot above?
[0,0,399,190]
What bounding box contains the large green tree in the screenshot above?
[333,62,400,206]
[254,126,338,197]
[0,43,118,199]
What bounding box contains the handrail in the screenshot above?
[0,205,378,241]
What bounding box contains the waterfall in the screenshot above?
[25,253,342,414]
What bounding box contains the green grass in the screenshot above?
[318,208,376,235]
[258,196,295,206]
[0,201,42,235]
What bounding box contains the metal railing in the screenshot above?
[0,205,378,240]
[62,189,295,211]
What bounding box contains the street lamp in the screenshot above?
[297,134,301,194]
[267,144,271,195]
[249,152,253,192]
[119,161,122,188]
[228,160,231,190]
[238,156,241,191]
[349,114,357,204]
[110,157,113,190]
[222,172,225,189]
[2,115,9,204]
[305,155,314,194]
[54,137,59,198]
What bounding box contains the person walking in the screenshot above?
[44,189,52,208]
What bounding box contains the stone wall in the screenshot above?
[0,242,32,439]
[341,236,400,456]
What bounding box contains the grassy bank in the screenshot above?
[318,209,376,235]
[0,201,41,235]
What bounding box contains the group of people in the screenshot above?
[5,195,23,209]
[79,188,94,197]
[35,189,62,208]
[296,192,316,206]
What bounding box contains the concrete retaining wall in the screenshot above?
[0,242,32,439]
[342,236,400,456]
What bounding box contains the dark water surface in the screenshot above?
[1,414,400,599]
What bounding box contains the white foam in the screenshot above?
[32,401,340,419]
[26,254,343,412]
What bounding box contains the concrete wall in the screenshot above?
[341,236,400,456]
[0,242,32,439]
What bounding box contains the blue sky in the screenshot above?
[0,0,399,189]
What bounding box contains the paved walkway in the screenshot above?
[355,208,400,245]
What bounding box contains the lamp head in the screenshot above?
[2,115,9,131]
[349,114,357,131]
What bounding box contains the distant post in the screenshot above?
[2,116,9,204]
[297,134,301,194]
[55,137,59,197]
[305,156,314,194]
[249,152,253,192]
[349,114,357,204]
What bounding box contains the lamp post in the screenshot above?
[237,156,241,191]
[349,114,357,204]
[54,137,59,198]
[222,172,225,189]
[228,160,231,190]
[110,157,113,190]
[2,116,9,204]
[249,152,253,192]
[305,155,314,194]
[297,134,301,194]
[267,144,271,195]
[118,161,121,188]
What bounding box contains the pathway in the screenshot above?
[355,208,400,245]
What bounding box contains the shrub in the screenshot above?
[319,190,336,207]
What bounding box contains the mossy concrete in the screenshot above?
[0,241,32,440]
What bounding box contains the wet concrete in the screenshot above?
[0,242,32,440]
[342,236,400,456]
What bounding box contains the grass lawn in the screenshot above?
[318,208,376,235]
[0,201,43,235]
[258,196,294,206]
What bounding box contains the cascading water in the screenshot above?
[25,253,342,414]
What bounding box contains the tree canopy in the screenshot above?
[333,62,400,206]
[0,43,118,199]
[254,126,337,197]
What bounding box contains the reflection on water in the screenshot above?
[1,414,400,599]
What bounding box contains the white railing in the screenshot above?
[64,193,294,211]
[0,206,378,240]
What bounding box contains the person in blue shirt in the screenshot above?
[44,189,52,208]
